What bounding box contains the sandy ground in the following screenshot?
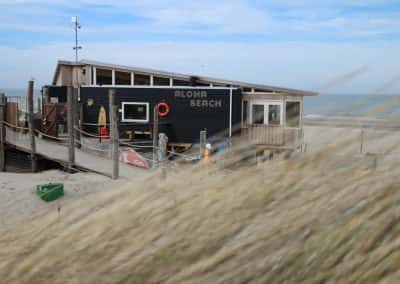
[1,124,399,234]
[0,170,125,233]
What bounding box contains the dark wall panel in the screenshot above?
[80,87,242,143]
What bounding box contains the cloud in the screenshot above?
[1,40,400,94]
[1,0,400,93]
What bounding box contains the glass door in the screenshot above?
[250,101,282,126]
[252,104,265,124]
[267,103,281,126]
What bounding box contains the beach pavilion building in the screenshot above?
[45,59,318,149]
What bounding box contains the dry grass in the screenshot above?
[1,123,400,283]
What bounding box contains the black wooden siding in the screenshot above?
[80,87,242,143]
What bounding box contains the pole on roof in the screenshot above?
[72,16,82,64]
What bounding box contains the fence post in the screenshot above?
[28,80,37,172]
[109,89,119,179]
[67,86,75,170]
[0,93,6,171]
[73,88,81,146]
[152,106,159,167]
[158,133,168,162]
[158,133,168,179]
[360,129,364,154]
[200,129,207,158]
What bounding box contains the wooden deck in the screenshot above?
[4,126,149,179]
[243,125,303,148]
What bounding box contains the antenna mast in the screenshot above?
[72,16,82,63]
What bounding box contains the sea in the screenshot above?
[1,88,399,119]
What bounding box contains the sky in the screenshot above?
[0,0,400,94]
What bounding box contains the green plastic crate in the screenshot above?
[36,183,64,202]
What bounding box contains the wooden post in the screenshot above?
[158,133,168,162]
[77,101,83,149]
[67,86,75,170]
[73,88,81,146]
[152,106,159,167]
[360,129,364,154]
[28,80,37,172]
[0,93,6,171]
[200,130,207,158]
[109,89,119,179]
[158,133,168,179]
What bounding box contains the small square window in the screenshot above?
[122,102,149,123]
[96,68,112,85]
[115,71,131,85]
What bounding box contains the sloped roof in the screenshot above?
[53,59,318,96]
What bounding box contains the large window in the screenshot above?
[134,74,150,85]
[252,105,264,124]
[286,101,301,127]
[122,102,149,123]
[115,71,131,85]
[96,68,112,85]
[250,102,283,126]
[268,104,281,125]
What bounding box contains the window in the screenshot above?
[252,105,264,124]
[115,71,131,85]
[268,104,281,125]
[173,79,190,86]
[122,102,149,123]
[286,101,301,127]
[153,76,170,86]
[134,74,150,85]
[96,68,112,85]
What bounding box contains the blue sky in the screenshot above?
[1,0,400,93]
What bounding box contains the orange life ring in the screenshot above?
[156,102,170,117]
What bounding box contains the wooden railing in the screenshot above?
[243,125,303,147]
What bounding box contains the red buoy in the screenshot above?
[156,102,170,117]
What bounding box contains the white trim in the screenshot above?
[82,85,238,90]
[111,70,115,86]
[150,75,154,86]
[131,72,134,86]
[121,102,150,123]
[93,67,97,85]
[249,100,283,126]
[169,78,173,87]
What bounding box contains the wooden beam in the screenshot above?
[67,86,75,169]
[109,89,119,179]
[0,93,6,171]
[152,106,158,167]
[27,80,37,172]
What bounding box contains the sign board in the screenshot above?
[119,147,150,169]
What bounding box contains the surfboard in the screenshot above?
[98,106,107,127]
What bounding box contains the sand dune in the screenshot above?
[1,123,400,283]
